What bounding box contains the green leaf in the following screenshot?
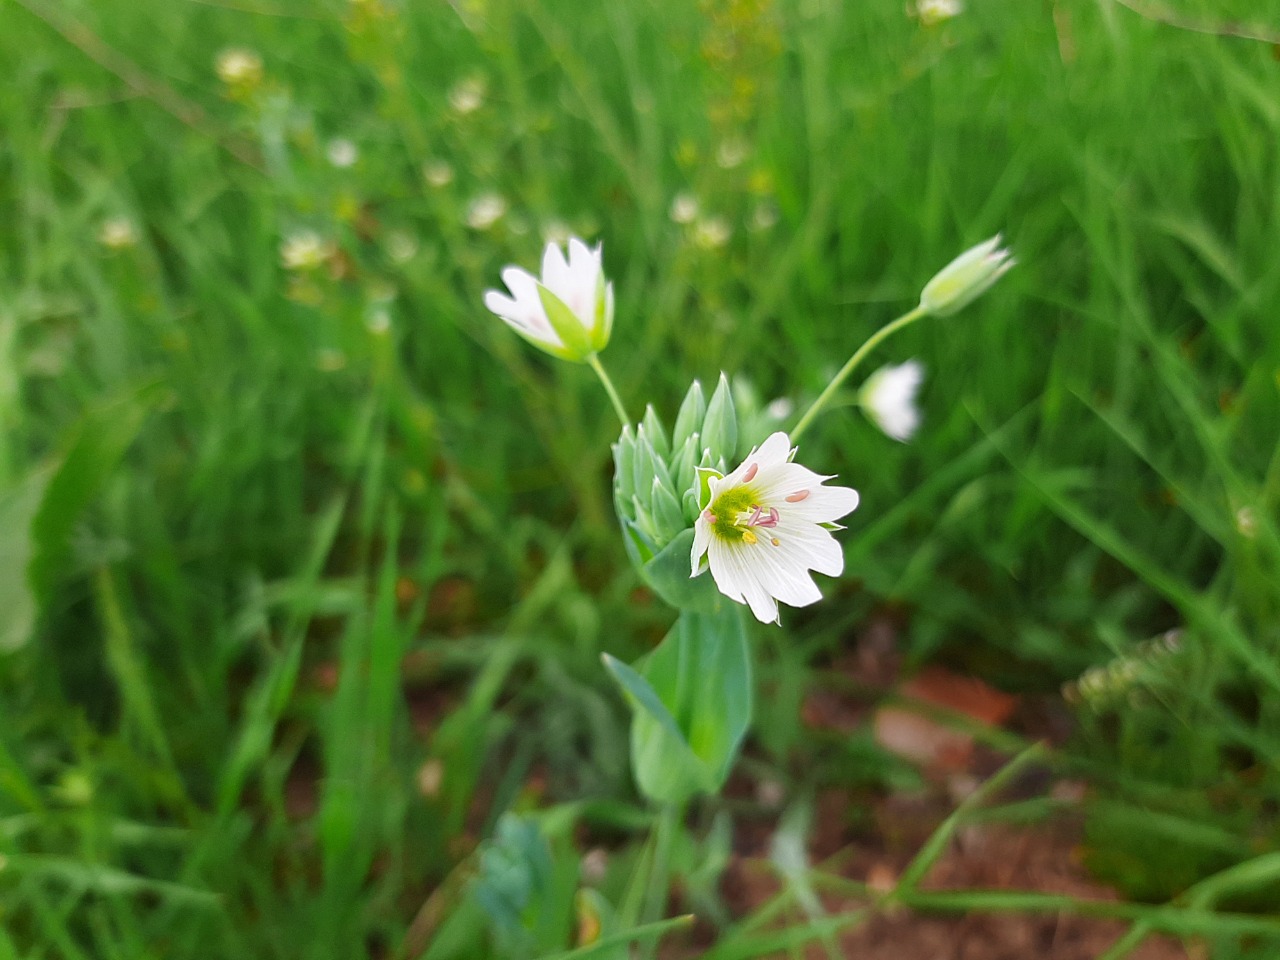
[0,466,52,651]
[640,528,726,615]
[29,383,160,601]
[604,608,754,805]
[602,653,705,804]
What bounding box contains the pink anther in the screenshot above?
[785,490,810,503]
[742,463,759,482]
[703,508,716,522]
[744,505,779,529]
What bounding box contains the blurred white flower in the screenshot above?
[483,236,614,362]
[749,201,779,233]
[691,432,860,624]
[326,137,358,168]
[766,396,795,421]
[422,159,454,188]
[669,192,699,224]
[280,230,332,271]
[919,234,1015,316]
[716,137,750,169]
[98,216,138,250]
[448,76,486,115]
[215,47,263,87]
[1236,506,1258,539]
[859,360,924,442]
[465,193,508,230]
[385,230,418,264]
[693,216,732,249]
[916,0,963,25]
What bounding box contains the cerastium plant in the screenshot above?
[482,232,1015,923]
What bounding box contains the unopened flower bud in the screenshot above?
[919,234,1015,316]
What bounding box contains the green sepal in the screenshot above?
[672,379,707,450]
[649,477,685,541]
[535,283,593,362]
[671,433,699,506]
[642,404,670,461]
[612,425,636,502]
[701,372,738,464]
[631,428,658,500]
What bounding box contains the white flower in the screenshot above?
[326,137,358,168]
[422,159,454,188]
[215,48,263,87]
[98,216,138,250]
[693,216,731,249]
[465,193,507,230]
[716,137,749,169]
[483,236,614,362]
[691,432,860,624]
[859,359,924,442]
[448,76,486,115]
[919,234,1015,316]
[280,230,332,271]
[669,192,699,224]
[916,0,963,24]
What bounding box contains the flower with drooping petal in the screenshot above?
[483,237,614,363]
[691,432,860,624]
[919,234,1015,316]
[859,359,924,442]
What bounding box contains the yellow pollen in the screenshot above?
[770,537,780,546]
[742,529,758,544]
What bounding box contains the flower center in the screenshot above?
[703,486,781,546]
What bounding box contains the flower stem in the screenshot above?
[791,304,929,442]
[588,353,631,428]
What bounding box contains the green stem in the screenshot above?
[588,353,631,428]
[791,304,929,442]
[642,803,681,958]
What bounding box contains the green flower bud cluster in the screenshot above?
[612,373,739,567]
[1062,629,1182,710]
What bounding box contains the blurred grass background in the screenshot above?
[3,0,1280,955]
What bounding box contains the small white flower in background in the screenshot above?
[385,229,418,264]
[326,137,358,168]
[422,159,454,188]
[693,216,732,249]
[915,0,963,25]
[98,216,138,251]
[465,193,507,230]
[215,47,263,87]
[669,192,700,224]
[716,137,750,170]
[919,234,1015,316]
[691,432,860,624]
[766,396,795,421]
[280,230,332,271]
[859,359,925,442]
[483,236,614,363]
[448,76,486,115]
[749,201,779,233]
[1236,506,1258,539]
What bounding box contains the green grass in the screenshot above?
[3,0,1280,955]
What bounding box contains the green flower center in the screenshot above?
[706,485,767,543]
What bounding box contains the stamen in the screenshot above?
[743,463,759,482]
[702,508,716,522]
[785,490,810,502]
[770,537,780,547]
[742,529,758,544]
